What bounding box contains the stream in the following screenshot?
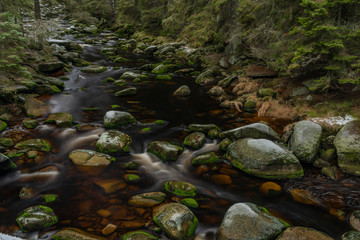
[0,21,358,240]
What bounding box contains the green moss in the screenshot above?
[192,152,220,165]
[103,77,115,82]
[121,231,158,240]
[156,74,172,80]
[164,181,198,197]
[111,105,121,109]
[42,194,57,203]
[60,76,70,81]
[7,151,24,158]
[125,174,141,182]
[125,161,140,170]
[0,138,14,147]
[153,120,165,125]
[141,127,151,132]
[181,198,199,208]
[82,107,99,111]
[0,120,8,132]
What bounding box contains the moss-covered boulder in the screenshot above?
[121,231,158,240]
[0,120,7,132]
[128,192,166,207]
[188,124,221,134]
[0,138,14,147]
[174,85,191,96]
[103,111,136,128]
[15,139,52,152]
[81,65,107,73]
[289,121,322,163]
[153,203,198,240]
[152,64,169,74]
[121,71,141,80]
[226,138,303,179]
[22,119,40,129]
[216,202,288,240]
[96,130,132,154]
[277,227,333,240]
[165,181,198,197]
[334,120,360,175]
[195,68,220,85]
[219,138,232,152]
[184,132,206,150]
[69,149,115,167]
[52,228,105,240]
[45,112,73,128]
[115,87,137,96]
[0,153,16,171]
[38,62,64,73]
[146,141,183,162]
[220,123,280,141]
[350,210,360,231]
[181,198,199,208]
[342,231,360,240]
[16,205,58,232]
[192,152,220,165]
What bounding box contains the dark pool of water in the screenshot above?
[0,32,357,240]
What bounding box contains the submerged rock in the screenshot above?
[220,123,280,141]
[216,202,288,240]
[96,130,132,154]
[290,121,322,163]
[165,181,198,197]
[81,65,107,73]
[69,149,115,166]
[94,179,127,194]
[277,227,333,240]
[226,138,303,179]
[115,87,137,96]
[174,85,191,96]
[103,111,137,128]
[52,228,105,240]
[16,205,58,232]
[184,132,206,150]
[15,139,52,152]
[146,141,183,162]
[21,94,48,117]
[334,120,360,175]
[45,112,73,128]
[121,231,158,240]
[128,192,166,207]
[153,203,198,240]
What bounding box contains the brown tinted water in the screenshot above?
[0,33,357,239]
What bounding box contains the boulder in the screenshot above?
[350,210,360,231]
[277,227,334,240]
[226,138,303,179]
[16,205,58,232]
[69,149,115,166]
[96,130,132,154]
[121,231,158,240]
[81,66,107,73]
[83,25,98,34]
[45,112,73,128]
[164,181,198,197]
[0,153,16,171]
[184,132,206,150]
[207,86,225,97]
[52,228,105,240]
[38,62,64,73]
[153,203,198,240]
[103,111,136,128]
[188,124,220,134]
[115,87,137,97]
[128,192,166,207]
[0,138,14,147]
[219,138,232,152]
[342,231,360,240]
[21,94,48,117]
[0,120,7,132]
[174,85,191,96]
[216,202,288,240]
[121,71,141,80]
[334,120,360,175]
[220,123,280,141]
[22,119,39,129]
[192,152,220,165]
[15,139,52,152]
[290,121,322,163]
[146,141,183,162]
[152,64,169,74]
[195,68,220,85]
[246,65,278,78]
[181,198,199,208]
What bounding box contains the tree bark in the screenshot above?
[34,0,41,20]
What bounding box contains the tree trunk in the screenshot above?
[34,0,41,20]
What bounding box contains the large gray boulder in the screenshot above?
[103,111,136,128]
[69,149,115,167]
[96,130,132,154]
[153,203,198,240]
[334,120,360,175]
[290,121,322,163]
[216,202,288,240]
[226,138,303,179]
[220,123,280,141]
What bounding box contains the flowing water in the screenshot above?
[0,26,359,239]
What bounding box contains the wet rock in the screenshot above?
[45,112,73,128]
[152,64,169,74]
[246,65,278,78]
[125,161,140,170]
[244,100,257,112]
[350,210,360,231]
[103,111,136,128]
[259,182,282,196]
[157,74,172,80]
[218,75,238,87]
[19,187,36,200]
[69,149,115,167]
[0,153,16,171]
[320,149,337,162]
[195,67,220,85]
[277,227,333,240]
[146,141,183,162]
[96,130,132,154]
[334,120,360,175]
[290,121,322,163]
[128,192,166,207]
[52,228,105,240]
[291,86,311,97]
[181,198,199,208]
[94,179,127,194]
[81,65,107,73]
[219,138,232,152]
[216,202,288,240]
[76,123,101,132]
[207,86,225,97]
[153,203,198,240]
[211,174,232,185]
[15,139,52,152]
[290,189,319,206]
[97,209,112,218]
[174,85,191,96]
[121,230,158,240]
[0,138,14,147]
[38,62,64,73]
[22,119,39,129]
[27,150,38,158]
[313,158,331,168]
[188,124,220,134]
[83,25,98,34]
[220,123,280,141]
[121,71,141,80]
[227,138,303,179]
[165,181,198,197]
[16,205,58,232]
[184,132,206,150]
[0,120,7,132]
[192,152,220,165]
[102,223,117,236]
[342,231,360,240]
[145,46,158,55]
[258,88,275,97]
[124,174,141,183]
[115,87,137,97]
[114,80,128,86]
